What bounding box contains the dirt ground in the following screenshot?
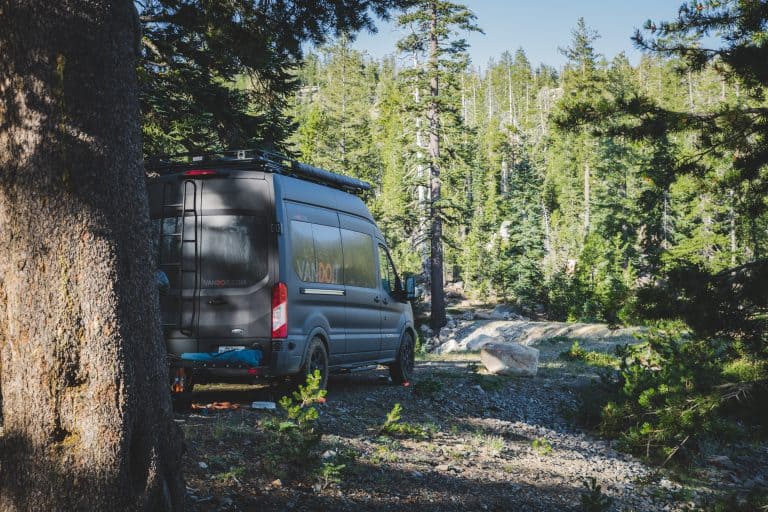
[177,327,737,512]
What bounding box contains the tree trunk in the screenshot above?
[583,161,591,238]
[0,1,184,510]
[428,2,445,330]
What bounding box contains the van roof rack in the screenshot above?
[145,148,372,193]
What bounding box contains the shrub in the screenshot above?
[531,437,553,455]
[380,403,429,439]
[579,477,613,512]
[260,370,328,479]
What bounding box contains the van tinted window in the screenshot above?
[312,224,343,284]
[341,229,376,289]
[291,221,316,282]
[153,216,267,289]
[201,215,267,288]
[290,221,344,285]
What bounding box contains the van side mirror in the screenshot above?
[405,275,416,301]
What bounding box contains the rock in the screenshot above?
[474,311,493,320]
[438,327,451,339]
[322,450,337,460]
[466,334,497,351]
[445,281,465,298]
[707,455,737,470]
[435,338,461,354]
[198,461,208,470]
[491,304,518,320]
[461,310,475,321]
[481,343,539,377]
[419,324,433,335]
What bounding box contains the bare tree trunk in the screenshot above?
[729,189,737,266]
[0,1,184,510]
[412,55,429,274]
[428,2,445,330]
[583,161,591,237]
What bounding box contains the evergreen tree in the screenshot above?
[396,0,481,329]
[137,0,410,155]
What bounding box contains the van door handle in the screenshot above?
[207,297,227,305]
[373,296,380,303]
[382,297,389,305]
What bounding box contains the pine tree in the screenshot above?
[137,0,410,155]
[396,0,481,329]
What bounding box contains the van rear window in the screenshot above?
[153,215,267,289]
[200,215,268,288]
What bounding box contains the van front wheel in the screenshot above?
[296,337,329,390]
[389,331,415,384]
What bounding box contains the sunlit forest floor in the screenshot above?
[176,329,766,511]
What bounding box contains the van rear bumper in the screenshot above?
[166,335,305,378]
[268,336,304,376]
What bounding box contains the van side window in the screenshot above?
[311,224,343,284]
[291,221,317,282]
[378,245,396,294]
[341,229,376,289]
[290,221,343,284]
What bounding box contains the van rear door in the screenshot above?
[149,173,274,346]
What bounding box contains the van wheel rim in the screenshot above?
[403,336,414,373]
[310,348,325,374]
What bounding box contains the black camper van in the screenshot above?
[146,150,416,394]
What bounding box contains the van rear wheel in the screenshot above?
[389,331,415,384]
[295,337,329,390]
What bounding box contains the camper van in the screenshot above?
[146,150,416,394]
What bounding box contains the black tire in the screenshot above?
[389,331,415,384]
[295,337,329,390]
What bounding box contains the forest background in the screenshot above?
[140,0,768,466]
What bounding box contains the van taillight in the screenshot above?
[271,282,288,339]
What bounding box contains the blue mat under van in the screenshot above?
[180,348,262,367]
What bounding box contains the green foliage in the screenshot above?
[531,437,553,455]
[583,322,767,464]
[277,7,768,355]
[138,0,409,155]
[562,340,587,360]
[379,403,430,439]
[413,376,443,398]
[579,477,613,512]
[316,462,346,489]
[261,370,328,478]
[560,341,620,369]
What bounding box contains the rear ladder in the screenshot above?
[157,180,200,335]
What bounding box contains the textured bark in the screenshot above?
[427,3,445,330]
[0,1,183,510]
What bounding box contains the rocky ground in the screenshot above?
[177,314,768,512]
